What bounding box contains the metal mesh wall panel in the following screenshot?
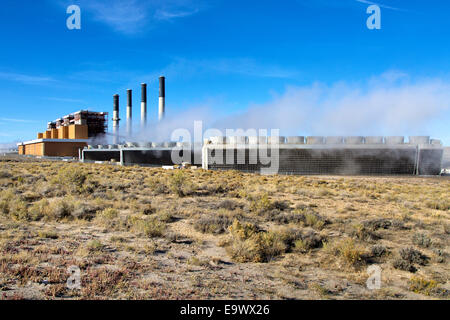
[206,147,443,175]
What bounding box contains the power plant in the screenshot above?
[17,76,448,176]
[18,110,108,157]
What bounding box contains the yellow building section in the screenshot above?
[58,126,69,139]
[19,124,90,157]
[18,141,87,157]
[51,128,59,139]
[68,124,88,139]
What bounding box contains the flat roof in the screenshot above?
[17,139,89,146]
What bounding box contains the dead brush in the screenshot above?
[81,267,129,299]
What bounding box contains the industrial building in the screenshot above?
[18,110,108,157]
[17,75,448,176]
[202,136,444,176]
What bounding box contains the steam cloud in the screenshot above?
[112,72,450,145]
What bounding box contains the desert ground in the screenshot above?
[0,156,448,300]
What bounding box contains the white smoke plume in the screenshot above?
[117,72,450,145]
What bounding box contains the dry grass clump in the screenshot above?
[323,238,367,268]
[168,171,195,197]
[225,220,287,263]
[249,193,274,214]
[194,211,232,234]
[131,216,167,238]
[94,208,120,228]
[351,223,380,241]
[145,175,169,195]
[38,230,59,239]
[425,199,450,211]
[52,166,90,194]
[293,230,324,253]
[444,224,450,235]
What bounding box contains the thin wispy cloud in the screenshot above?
[0,118,38,124]
[137,57,299,83]
[154,8,199,21]
[44,97,86,103]
[68,0,204,34]
[355,0,404,11]
[0,71,55,85]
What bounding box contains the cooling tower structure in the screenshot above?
[202,135,444,175]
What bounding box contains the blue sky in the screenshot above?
[0,0,449,144]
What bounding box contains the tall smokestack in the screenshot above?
[113,94,120,144]
[127,89,132,136]
[141,83,147,129]
[159,76,165,121]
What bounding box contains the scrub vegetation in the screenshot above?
[0,156,448,300]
